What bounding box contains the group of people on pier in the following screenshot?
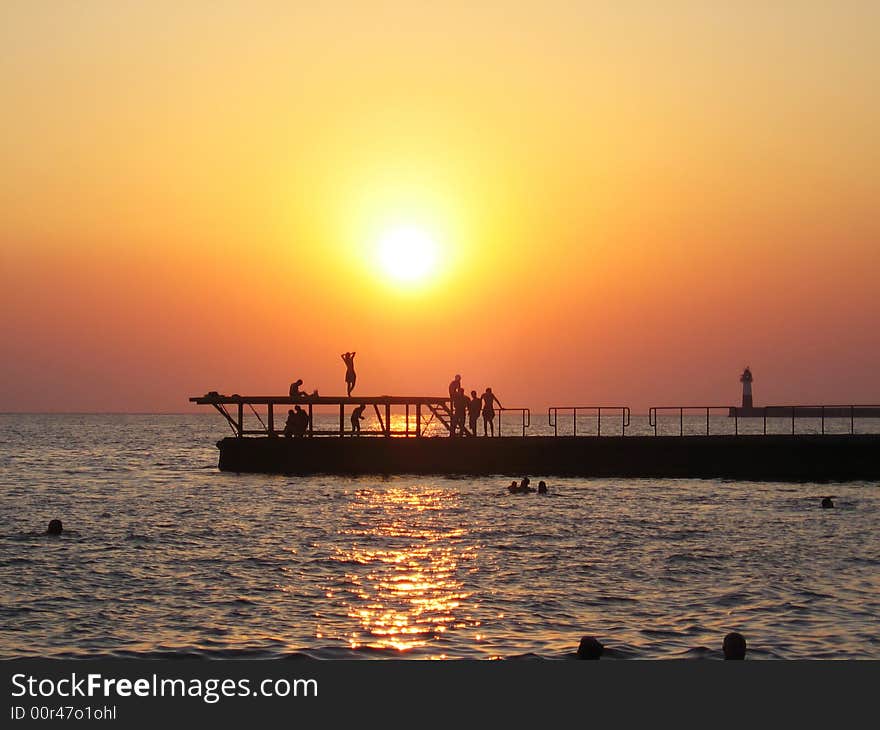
[286,354,505,437]
[448,374,502,437]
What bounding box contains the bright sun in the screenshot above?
[376,225,439,283]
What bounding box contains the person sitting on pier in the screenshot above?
[342,352,357,396]
[481,387,502,436]
[289,379,307,400]
[468,390,482,435]
[294,405,310,437]
[283,409,298,437]
[351,403,367,435]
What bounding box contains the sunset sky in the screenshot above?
[2,1,878,412]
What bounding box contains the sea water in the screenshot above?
[1,414,877,659]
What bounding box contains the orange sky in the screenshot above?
[1,2,878,412]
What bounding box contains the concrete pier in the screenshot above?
[216,434,880,482]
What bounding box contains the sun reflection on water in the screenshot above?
[320,487,477,653]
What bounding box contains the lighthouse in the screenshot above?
[740,367,754,409]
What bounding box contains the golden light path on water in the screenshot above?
[326,488,478,655]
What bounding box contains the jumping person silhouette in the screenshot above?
[342,352,357,396]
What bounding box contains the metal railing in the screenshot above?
[548,407,630,436]
[496,407,531,437]
[648,406,733,436]
[750,405,880,436]
[649,404,880,436]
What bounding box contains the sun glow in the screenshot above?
[376,225,439,284]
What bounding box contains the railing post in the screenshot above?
[385,403,391,438]
[680,408,683,436]
[598,407,602,437]
[405,403,410,438]
[267,402,274,437]
[308,403,313,437]
[851,405,854,435]
[339,403,344,437]
[706,407,710,436]
[791,406,795,435]
[573,408,577,437]
[763,408,767,435]
[416,403,422,437]
[821,405,825,435]
[237,401,243,438]
[498,409,502,437]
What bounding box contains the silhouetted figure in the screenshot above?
[342,352,357,396]
[294,405,310,437]
[740,367,754,409]
[577,636,604,660]
[452,387,469,436]
[519,476,532,492]
[467,390,482,435]
[537,480,548,494]
[481,387,502,436]
[448,374,462,402]
[723,632,747,660]
[821,496,835,509]
[283,409,297,438]
[46,519,63,536]
[289,379,306,400]
[508,480,519,493]
[351,403,367,435]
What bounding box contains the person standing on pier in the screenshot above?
[342,352,357,396]
[481,387,502,436]
[467,390,482,435]
[452,387,469,436]
[350,403,367,435]
[448,374,461,402]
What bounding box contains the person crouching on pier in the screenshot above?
[351,403,367,435]
[481,387,502,436]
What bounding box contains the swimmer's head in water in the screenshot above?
[723,632,747,660]
[577,636,604,660]
[821,497,834,508]
[47,519,63,535]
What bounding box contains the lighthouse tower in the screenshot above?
[740,367,754,409]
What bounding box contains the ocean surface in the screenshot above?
[1,414,878,660]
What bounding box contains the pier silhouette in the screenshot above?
[190,392,880,481]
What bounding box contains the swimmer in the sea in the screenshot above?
[537,480,548,494]
[46,519,63,535]
[723,632,747,660]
